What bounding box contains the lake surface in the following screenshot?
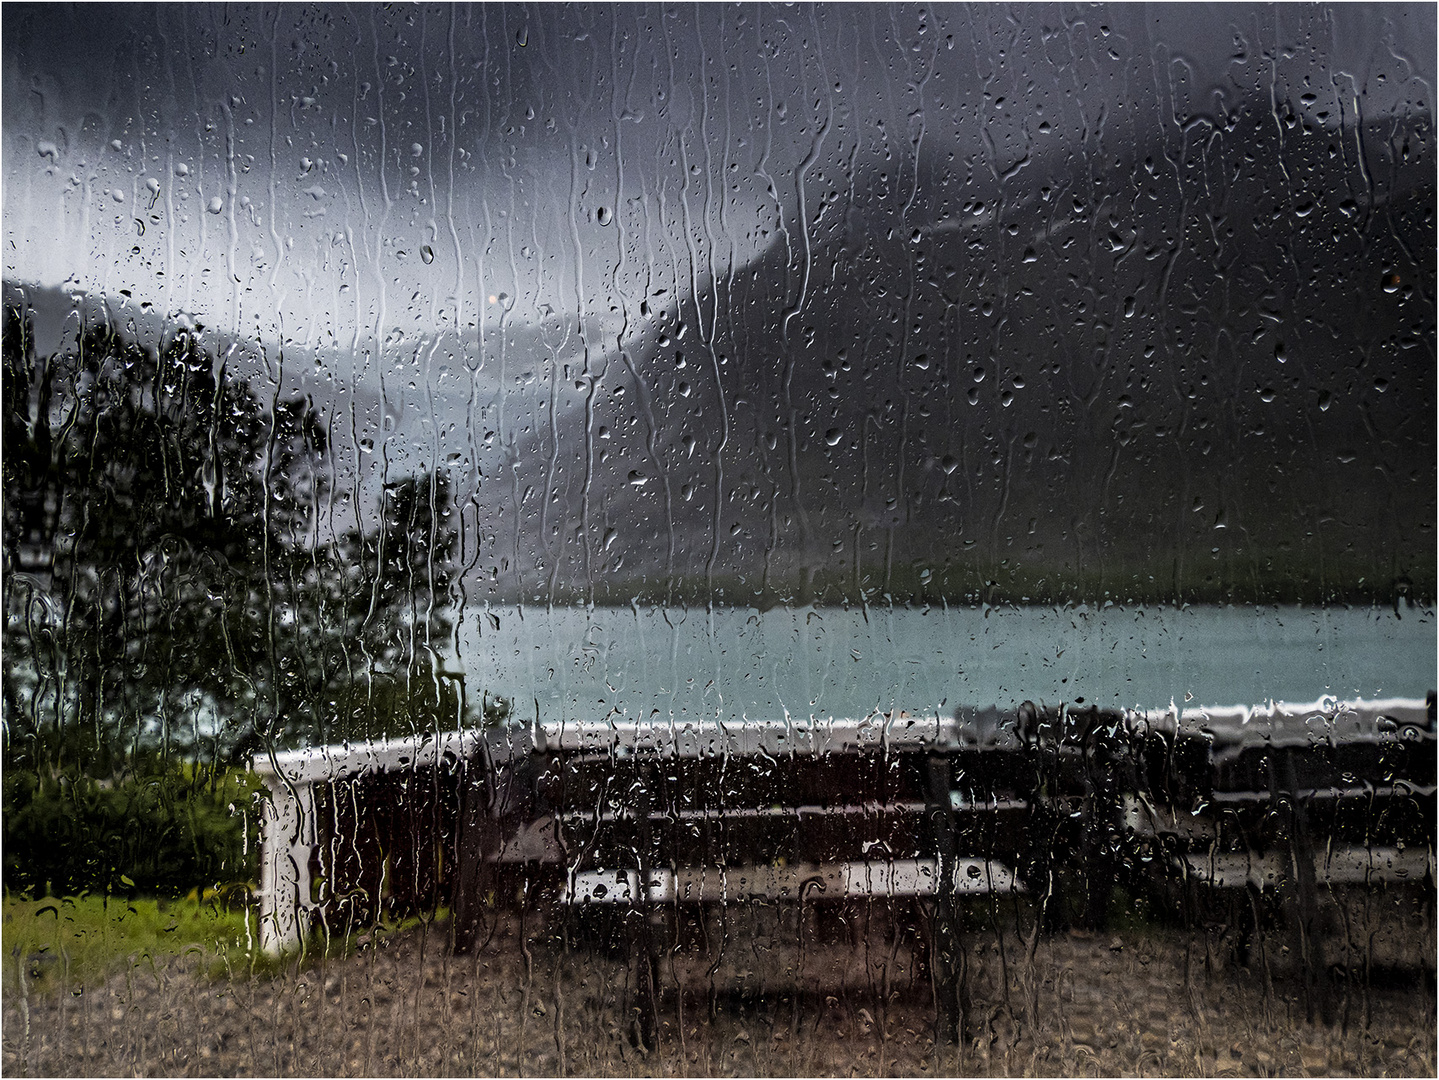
[460,604,1436,725]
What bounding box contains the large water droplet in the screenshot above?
[596,206,612,226]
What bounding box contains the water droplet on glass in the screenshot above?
[206,196,223,214]
[824,429,842,447]
[596,206,612,226]
[420,245,435,264]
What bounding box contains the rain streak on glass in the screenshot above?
[1,4,1434,1076]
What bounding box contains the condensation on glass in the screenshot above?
[2,4,1434,1075]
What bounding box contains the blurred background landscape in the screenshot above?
[1,4,1433,1074]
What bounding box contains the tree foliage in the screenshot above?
[1,303,482,779]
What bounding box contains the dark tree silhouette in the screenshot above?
[344,471,460,677]
[1,303,472,771]
[314,469,485,746]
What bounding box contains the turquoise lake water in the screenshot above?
[459,604,1436,725]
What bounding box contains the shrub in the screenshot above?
[2,757,261,898]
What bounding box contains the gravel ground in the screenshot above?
[4,893,1434,1077]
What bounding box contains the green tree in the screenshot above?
[2,305,316,768]
[342,470,460,679]
[311,468,491,745]
[1,303,481,775]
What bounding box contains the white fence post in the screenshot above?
[256,772,313,955]
[250,733,474,955]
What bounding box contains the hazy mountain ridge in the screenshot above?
[5,92,1433,608]
[454,98,1437,606]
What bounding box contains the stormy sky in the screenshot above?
[3,3,1435,606]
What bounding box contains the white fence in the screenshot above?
[251,697,1431,954]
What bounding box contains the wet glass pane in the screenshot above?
[3,3,1434,1075]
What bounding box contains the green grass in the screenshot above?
[3,892,456,998]
[3,891,257,996]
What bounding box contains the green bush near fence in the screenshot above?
[1,757,261,899]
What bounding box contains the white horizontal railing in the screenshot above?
[562,858,1025,905]
[1177,847,1435,889]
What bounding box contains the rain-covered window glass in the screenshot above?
[3,4,1434,1075]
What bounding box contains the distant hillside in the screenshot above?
[443,101,1437,609]
[5,99,1433,611]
